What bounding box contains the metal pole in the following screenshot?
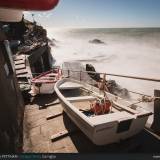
[151,90,160,134]
[68,70,70,78]
[105,73,160,83]
[62,69,160,83]
[80,71,82,81]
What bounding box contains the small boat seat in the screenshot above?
[39,77,55,80]
[66,96,96,102]
[89,111,135,126]
[48,73,58,77]
[59,82,83,90]
[32,79,55,84]
[113,101,139,114]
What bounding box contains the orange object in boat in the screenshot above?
[101,100,111,114]
[0,0,59,11]
[90,101,101,115]
[90,99,111,115]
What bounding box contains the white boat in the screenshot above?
[54,78,152,146]
[30,69,61,95]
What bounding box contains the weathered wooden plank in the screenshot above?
[16,69,28,75]
[51,129,79,142]
[113,101,139,114]
[46,112,63,120]
[14,58,24,61]
[39,100,61,110]
[15,64,26,70]
[14,60,25,65]
[17,74,31,78]
[14,55,25,60]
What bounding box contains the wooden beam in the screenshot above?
[14,60,25,65]
[46,112,63,120]
[16,70,28,75]
[15,64,26,70]
[113,101,139,114]
[51,129,79,142]
[45,101,61,107]
[39,100,61,110]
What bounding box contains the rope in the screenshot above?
[138,95,160,103]
[128,90,151,97]
[126,100,144,108]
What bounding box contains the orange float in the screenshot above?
[90,99,111,115]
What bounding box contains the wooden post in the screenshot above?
[68,70,70,78]
[103,74,106,97]
[151,90,160,134]
[80,71,82,81]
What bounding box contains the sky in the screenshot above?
[24,0,160,28]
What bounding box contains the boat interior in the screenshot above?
[60,87,134,117]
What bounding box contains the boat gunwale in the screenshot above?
[54,78,152,126]
[31,70,59,84]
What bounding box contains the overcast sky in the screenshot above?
[24,0,160,28]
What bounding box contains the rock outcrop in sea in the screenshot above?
[89,39,105,44]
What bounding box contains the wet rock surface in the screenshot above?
[89,39,105,44]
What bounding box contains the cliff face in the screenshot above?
[0,27,24,153]
[15,19,53,76]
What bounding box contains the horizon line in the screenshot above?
[46,26,160,30]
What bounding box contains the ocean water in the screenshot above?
[47,28,160,121]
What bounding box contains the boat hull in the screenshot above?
[38,83,55,94]
[31,69,60,95]
[55,78,152,145]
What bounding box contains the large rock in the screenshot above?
[89,39,105,44]
[86,64,101,81]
